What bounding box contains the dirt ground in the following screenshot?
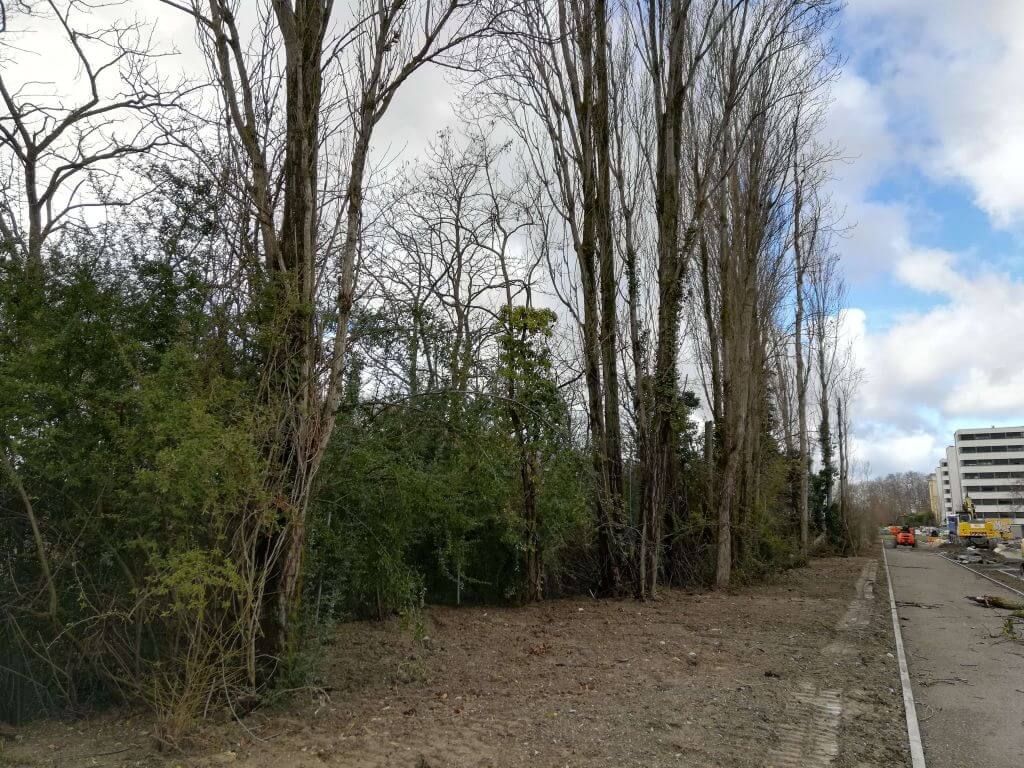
[1,557,911,768]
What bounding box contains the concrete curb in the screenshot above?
[881,546,927,768]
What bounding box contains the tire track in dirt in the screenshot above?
[768,560,878,768]
[824,560,877,655]
[766,683,842,768]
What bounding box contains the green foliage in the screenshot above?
[0,171,814,734]
[307,402,588,615]
[0,227,822,730]
[809,464,836,535]
[734,403,805,582]
[0,224,591,729]
[309,406,487,612]
[0,219,268,727]
[658,389,709,585]
[305,306,588,619]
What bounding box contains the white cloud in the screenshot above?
[849,252,1024,474]
[845,0,1024,227]
[824,72,896,197]
[819,70,908,282]
[945,369,1024,416]
[892,247,960,294]
[829,2,1024,475]
[375,67,461,159]
[835,199,913,281]
[851,427,939,480]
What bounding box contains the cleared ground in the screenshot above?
[1,558,910,768]
[886,546,1024,768]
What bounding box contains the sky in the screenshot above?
[826,0,1024,478]
[11,0,1024,480]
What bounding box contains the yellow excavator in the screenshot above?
[956,519,1012,547]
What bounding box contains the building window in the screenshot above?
[960,445,1024,454]
[962,458,1024,466]
[959,432,1024,441]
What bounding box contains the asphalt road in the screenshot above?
[886,546,1024,768]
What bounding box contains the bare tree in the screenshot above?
[791,117,810,555]
[808,247,845,532]
[684,0,839,587]
[833,325,863,551]
[0,0,188,266]
[475,0,633,594]
[168,0,503,643]
[791,118,836,555]
[635,0,752,596]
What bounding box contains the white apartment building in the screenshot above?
[946,445,963,514]
[934,458,954,519]
[953,426,1024,519]
[927,473,940,522]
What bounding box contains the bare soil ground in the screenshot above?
[1,557,911,768]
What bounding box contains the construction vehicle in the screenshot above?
[957,519,1012,547]
[895,526,916,548]
[986,518,1014,540]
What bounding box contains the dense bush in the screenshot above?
[2,266,835,752]
[0,241,818,734]
[0,248,265,729]
[0,244,594,728]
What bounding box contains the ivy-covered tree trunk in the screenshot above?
[498,305,562,602]
[266,0,332,643]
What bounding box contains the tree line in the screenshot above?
[850,471,933,527]
[0,0,861,739]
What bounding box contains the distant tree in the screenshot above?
[849,472,932,528]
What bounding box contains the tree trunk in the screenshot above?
[614,121,650,598]
[793,154,810,556]
[593,0,627,597]
[553,0,626,596]
[817,336,833,525]
[523,449,542,601]
[2,446,57,622]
